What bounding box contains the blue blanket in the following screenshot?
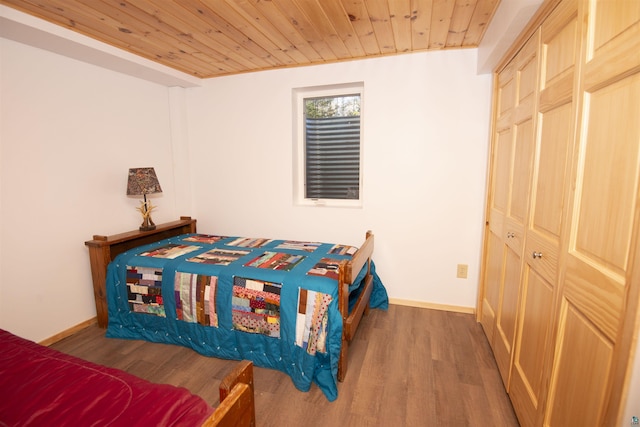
[105,233,388,401]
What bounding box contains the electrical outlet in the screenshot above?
[457,264,468,279]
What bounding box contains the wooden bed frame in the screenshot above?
[85,216,375,381]
[1,325,255,426]
[204,360,255,426]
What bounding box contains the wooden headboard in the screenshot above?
[85,216,197,327]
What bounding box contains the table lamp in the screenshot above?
[126,167,162,231]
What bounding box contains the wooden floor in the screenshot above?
[50,305,519,427]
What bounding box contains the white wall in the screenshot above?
[0,38,181,341]
[186,50,492,310]
[0,34,492,341]
[476,0,544,74]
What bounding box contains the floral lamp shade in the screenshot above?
[127,167,162,231]
[127,167,162,196]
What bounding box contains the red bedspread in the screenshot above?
[0,329,213,426]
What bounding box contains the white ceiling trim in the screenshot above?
[0,5,201,88]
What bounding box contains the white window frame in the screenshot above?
[292,82,364,208]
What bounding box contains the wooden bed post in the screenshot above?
[209,360,256,427]
[337,230,375,382]
[338,260,350,382]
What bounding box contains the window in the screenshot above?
[293,83,363,207]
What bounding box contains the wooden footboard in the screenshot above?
[85,218,375,384]
[203,360,255,427]
[337,230,375,381]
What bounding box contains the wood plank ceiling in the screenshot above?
[1,0,501,79]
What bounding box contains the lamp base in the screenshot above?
[139,215,156,232]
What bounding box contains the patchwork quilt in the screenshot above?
[106,233,388,401]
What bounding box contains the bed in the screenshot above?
[85,217,388,401]
[0,328,255,426]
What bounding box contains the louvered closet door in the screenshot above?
[479,63,516,345]
[508,2,579,426]
[544,2,640,426]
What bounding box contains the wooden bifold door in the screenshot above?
[477,0,640,425]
